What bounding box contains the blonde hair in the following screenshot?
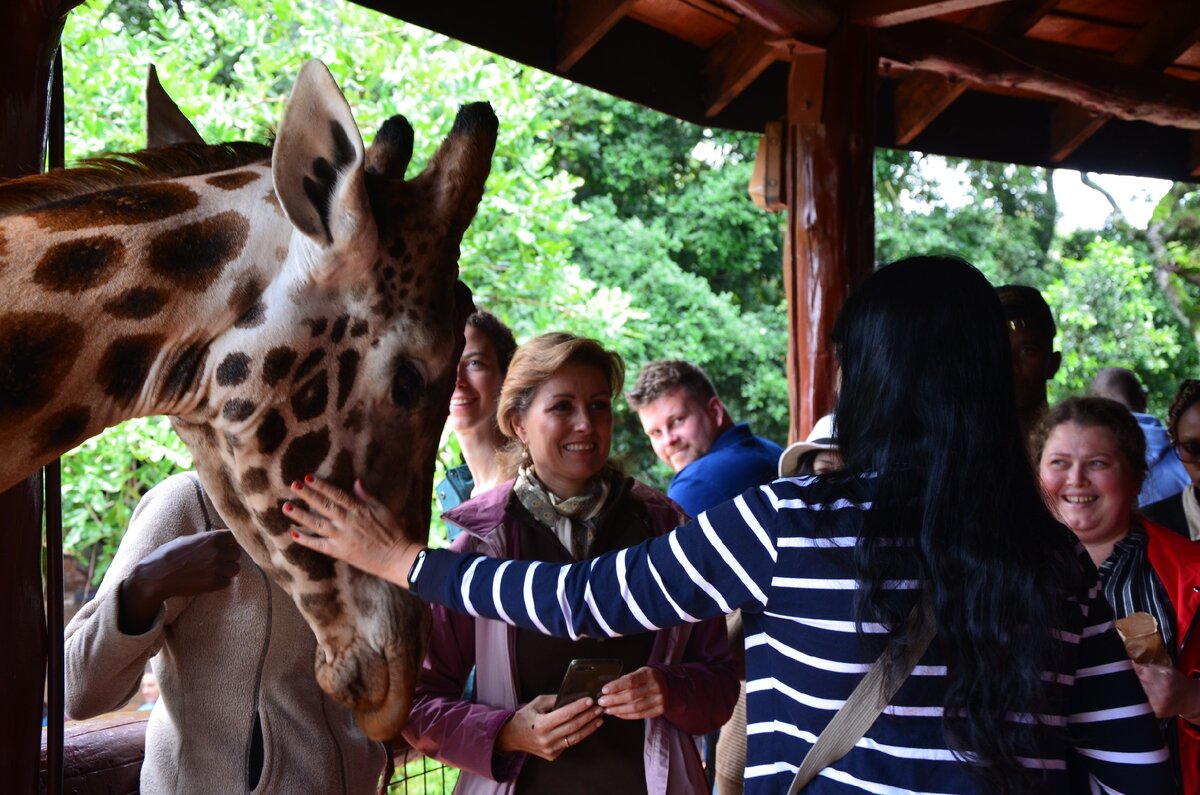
[496,333,625,475]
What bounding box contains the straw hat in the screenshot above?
[778,414,838,477]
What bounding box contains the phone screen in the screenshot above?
[553,658,623,710]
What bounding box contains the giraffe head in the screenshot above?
[0,60,494,739]
[171,61,495,738]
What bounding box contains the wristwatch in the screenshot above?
[407,548,428,590]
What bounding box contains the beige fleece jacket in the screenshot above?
[64,472,386,794]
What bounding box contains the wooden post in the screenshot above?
[0,1,79,789]
[783,26,877,443]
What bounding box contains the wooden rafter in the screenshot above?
[880,20,1200,131]
[705,19,820,117]
[719,0,838,38]
[890,0,1055,146]
[556,0,638,72]
[1047,0,1200,162]
[850,0,1008,28]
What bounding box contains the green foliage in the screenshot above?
[60,418,193,583]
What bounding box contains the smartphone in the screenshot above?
[553,658,623,710]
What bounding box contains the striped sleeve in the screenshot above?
[413,489,780,639]
[1066,579,1175,791]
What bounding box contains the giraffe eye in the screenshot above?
[390,358,425,409]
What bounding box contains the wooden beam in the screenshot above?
[705,21,782,117]
[851,0,1007,28]
[1048,104,1109,163]
[893,70,967,144]
[720,0,839,39]
[964,0,1058,37]
[784,30,876,442]
[879,20,1200,130]
[555,0,637,72]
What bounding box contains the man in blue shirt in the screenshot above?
[626,360,782,529]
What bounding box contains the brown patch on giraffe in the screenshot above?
[272,567,294,583]
[275,245,288,262]
[256,409,288,454]
[159,342,209,404]
[103,287,168,320]
[36,405,92,452]
[215,467,251,523]
[284,542,336,581]
[280,428,331,487]
[259,500,295,537]
[222,399,256,422]
[241,466,269,494]
[98,334,166,402]
[147,210,249,292]
[306,318,328,338]
[222,431,240,450]
[300,591,345,626]
[30,182,199,231]
[330,449,354,491]
[0,317,83,420]
[216,352,251,387]
[330,315,350,343]
[262,189,283,216]
[229,275,266,329]
[33,235,124,294]
[336,351,359,410]
[388,238,407,259]
[206,170,259,191]
[291,372,329,422]
[398,267,414,284]
[343,406,364,432]
[293,349,325,382]
[262,347,298,386]
[350,319,368,337]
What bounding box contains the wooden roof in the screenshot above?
[352,0,1200,181]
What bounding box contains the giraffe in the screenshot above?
[0,60,496,740]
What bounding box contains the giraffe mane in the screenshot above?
[0,141,273,218]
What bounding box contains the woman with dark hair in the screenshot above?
[289,257,1171,793]
[1035,396,1200,792]
[374,332,735,794]
[1144,380,1200,540]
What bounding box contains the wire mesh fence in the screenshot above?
[387,746,460,794]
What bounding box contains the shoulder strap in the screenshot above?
[788,592,936,794]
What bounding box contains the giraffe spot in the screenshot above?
[222,398,256,422]
[0,314,84,417]
[258,501,295,536]
[273,567,294,583]
[241,466,269,494]
[307,318,328,338]
[103,287,167,319]
[262,347,297,386]
[37,404,91,452]
[291,372,329,422]
[417,241,428,256]
[330,449,354,491]
[343,406,364,432]
[300,591,344,626]
[415,273,425,288]
[398,267,414,283]
[230,275,265,329]
[275,245,289,262]
[284,541,336,581]
[382,266,396,280]
[350,319,368,337]
[280,428,331,487]
[215,467,251,522]
[216,352,251,386]
[222,431,240,450]
[336,350,359,410]
[99,334,165,402]
[159,342,209,404]
[33,236,124,293]
[330,315,349,344]
[147,210,249,291]
[293,349,325,383]
[31,182,199,231]
[256,409,288,455]
[388,238,407,259]
[206,170,259,191]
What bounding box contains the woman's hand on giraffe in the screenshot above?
[284,476,419,586]
[496,694,604,761]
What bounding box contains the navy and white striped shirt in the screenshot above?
[414,474,1172,794]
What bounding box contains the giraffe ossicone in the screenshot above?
[0,59,497,740]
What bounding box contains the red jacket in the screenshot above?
[1145,519,1200,793]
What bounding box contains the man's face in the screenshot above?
[1009,324,1061,415]
[637,387,724,473]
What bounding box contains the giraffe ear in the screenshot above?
[272,60,377,285]
[145,65,204,148]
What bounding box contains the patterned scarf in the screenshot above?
[513,465,610,560]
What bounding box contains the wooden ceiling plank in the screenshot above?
[851,0,1008,28]
[894,70,968,144]
[556,0,639,72]
[719,0,839,39]
[968,0,1060,37]
[1048,104,1109,161]
[705,20,788,117]
[879,20,1200,130]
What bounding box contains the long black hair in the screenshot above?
[832,256,1084,791]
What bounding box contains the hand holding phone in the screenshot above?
[553,658,623,710]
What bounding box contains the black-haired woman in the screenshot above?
[1145,379,1200,541]
[289,257,1172,793]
